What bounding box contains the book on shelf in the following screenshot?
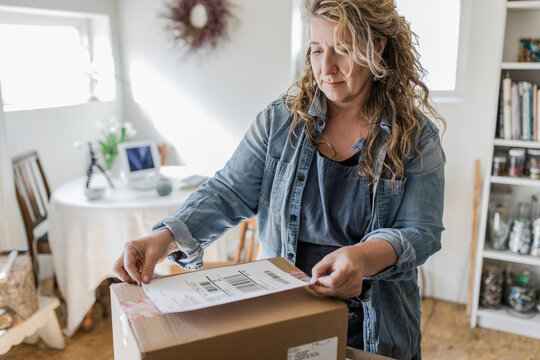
[511,82,520,139]
[497,75,505,139]
[522,81,531,141]
[497,73,540,142]
[503,75,512,140]
[531,84,539,141]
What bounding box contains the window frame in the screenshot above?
[0,8,92,52]
[428,0,471,102]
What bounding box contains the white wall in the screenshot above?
[0,0,124,190]
[421,0,506,303]
[116,0,292,175]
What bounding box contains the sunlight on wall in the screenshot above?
[129,61,238,176]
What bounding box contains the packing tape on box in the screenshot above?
[119,311,130,347]
[119,299,162,347]
[288,270,311,283]
[120,299,162,321]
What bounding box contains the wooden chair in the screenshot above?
[158,144,167,165]
[234,218,259,264]
[12,150,51,286]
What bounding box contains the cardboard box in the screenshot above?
[112,257,348,360]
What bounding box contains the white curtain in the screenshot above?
[0,82,24,250]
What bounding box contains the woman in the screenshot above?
[114,1,445,359]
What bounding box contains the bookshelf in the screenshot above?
[470,0,540,340]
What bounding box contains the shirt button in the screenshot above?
[287,253,293,259]
[290,214,297,221]
[297,175,305,182]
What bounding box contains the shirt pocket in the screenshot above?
[259,156,291,214]
[376,177,406,227]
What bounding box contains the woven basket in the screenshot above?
[0,254,38,325]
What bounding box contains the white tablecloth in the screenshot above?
[48,174,195,336]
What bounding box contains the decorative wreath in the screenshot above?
[165,0,238,55]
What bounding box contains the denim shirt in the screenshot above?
[153,90,445,359]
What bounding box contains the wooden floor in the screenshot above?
[3,295,539,359]
[420,298,539,360]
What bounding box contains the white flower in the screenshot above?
[108,124,120,134]
[108,116,121,134]
[123,122,137,138]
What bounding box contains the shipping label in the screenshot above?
[142,260,310,313]
[287,337,338,360]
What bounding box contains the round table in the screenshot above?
[48,174,195,336]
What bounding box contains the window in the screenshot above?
[290,0,467,97]
[0,8,116,111]
[395,0,464,93]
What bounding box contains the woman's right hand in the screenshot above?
[113,229,179,285]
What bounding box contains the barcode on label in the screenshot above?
[264,270,290,284]
[223,273,260,293]
[199,281,219,293]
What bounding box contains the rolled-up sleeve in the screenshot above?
[364,129,446,281]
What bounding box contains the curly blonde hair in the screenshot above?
[283,0,445,185]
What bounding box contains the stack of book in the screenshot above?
[497,75,540,141]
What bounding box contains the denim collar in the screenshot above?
[307,89,328,132]
[306,88,392,135]
[307,88,328,120]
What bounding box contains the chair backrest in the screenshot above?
[12,150,51,282]
[234,218,259,264]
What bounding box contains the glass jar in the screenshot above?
[508,219,532,255]
[492,155,507,176]
[517,201,531,221]
[527,148,540,178]
[489,210,511,250]
[480,265,503,308]
[508,285,536,314]
[530,168,540,180]
[532,218,540,257]
[508,148,526,177]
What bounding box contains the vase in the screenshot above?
[102,153,121,180]
[103,153,116,170]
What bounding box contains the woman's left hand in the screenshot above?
[309,245,368,299]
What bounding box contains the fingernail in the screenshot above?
[309,277,316,285]
[143,275,149,283]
